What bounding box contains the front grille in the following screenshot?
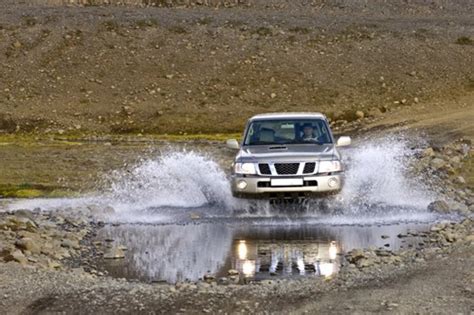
[274,163,299,175]
[303,162,316,174]
[259,163,271,175]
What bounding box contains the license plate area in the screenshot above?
[270,178,303,187]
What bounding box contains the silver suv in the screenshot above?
[227,113,351,199]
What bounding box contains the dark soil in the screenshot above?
[0,0,473,135]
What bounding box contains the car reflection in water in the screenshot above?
[97,222,428,283]
[233,239,340,280]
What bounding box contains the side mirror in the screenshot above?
[336,136,351,147]
[226,139,240,150]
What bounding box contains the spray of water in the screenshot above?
[6,136,438,224]
[338,135,434,212]
[103,151,236,213]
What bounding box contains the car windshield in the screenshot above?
[243,118,333,145]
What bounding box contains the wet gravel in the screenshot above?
[0,137,472,313]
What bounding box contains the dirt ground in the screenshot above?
[0,1,473,314]
[0,222,472,314]
[0,0,473,135]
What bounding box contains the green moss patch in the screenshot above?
[0,184,75,199]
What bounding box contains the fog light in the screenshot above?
[237,180,248,190]
[328,177,338,188]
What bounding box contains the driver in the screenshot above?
[302,123,316,141]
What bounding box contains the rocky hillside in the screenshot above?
[0,0,473,134]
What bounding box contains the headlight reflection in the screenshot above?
[233,240,341,280]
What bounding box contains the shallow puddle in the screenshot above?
[96,221,431,283]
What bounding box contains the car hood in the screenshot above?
[236,144,338,162]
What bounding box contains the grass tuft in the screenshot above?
[456,36,473,45]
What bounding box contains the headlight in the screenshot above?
[318,160,342,173]
[234,162,256,175]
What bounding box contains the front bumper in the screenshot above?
[231,173,343,199]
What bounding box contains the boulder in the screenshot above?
[356,258,374,268]
[355,111,365,119]
[218,277,229,285]
[422,147,435,157]
[443,232,458,243]
[5,250,28,265]
[103,247,125,259]
[61,239,81,250]
[203,273,216,283]
[5,216,37,231]
[14,209,36,221]
[427,200,450,213]
[15,238,41,254]
[430,158,446,170]
[346,249,366,263]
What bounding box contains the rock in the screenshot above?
[14,209,36,221]
[449,156,462,164]
[48,260,62,269]
[103,247,125,259]
[381,235,390,239]
[455,176,466,184]
[218,277,229,285]
[7,216,38,232]
[430,158,446,170]
[5,250,28,265]
[443,232,458,243]
[228,275,240,284]
[375,249,392,257]
[448,201,469,214]
[15,238,41,254]
[61,239,81,250]
[346,249,366,263]
[203,273,216,283]
[190,213,200,220]
[227,269,239,276]
[427,200,450,213]
[422,147,435,157]
[386,256,402,264]
[0,244,15,260]
[430,224,445,232]
[356,258,374,268]
[367,107,382,117]
[355,110,364,119]
[197,282,211,292]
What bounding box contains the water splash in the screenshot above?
[6,136,438,224]
[102,151,237,214]
[339,135,433,212]
[236,135,436,222]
